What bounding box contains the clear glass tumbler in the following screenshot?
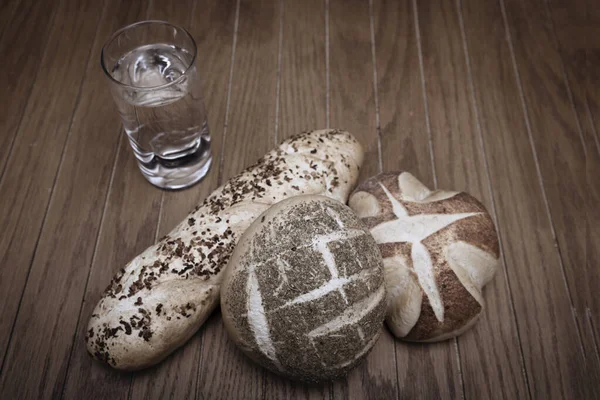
[101,21,211,190]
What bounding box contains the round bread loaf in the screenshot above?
[221,195,386,382]
[349,172,500,342]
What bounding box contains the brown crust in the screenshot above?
[350,171,499,341]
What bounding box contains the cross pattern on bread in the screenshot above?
[371,181,481,322]
[274,207,377,310]
[246,207,382,370]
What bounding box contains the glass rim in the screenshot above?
[100,20,197,91]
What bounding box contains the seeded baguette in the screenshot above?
[86,129,364,370]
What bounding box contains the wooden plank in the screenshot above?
[462,0,599,397]
[0,0,103,372]
[589,52,600,150]
[587,49,600,148]
[547,4,597,150]
[585,52,600,363]
[548,0,600,366]
[542,0,600,161]
[374,0,433,182]
[581,5,600,353]
[372,1,462,398]
[542,0,600,366]
[263,0,329,398]
[0,0,62,360]
[0,0,20,40]
[584,46,600,148]
[550,0,600,51]
[553,0,600,342]
[60,132,155,400]
[328,0,378,181]
[0,0,60,178]
[129,1,238,398]
[502,0,600,382]
[146,0,193,26]
[328,1,397,399]
[60,1,196,399]
[0,1,152,399]
[277,0,327,141]
[416,1,529,399]
[195,0,281,398]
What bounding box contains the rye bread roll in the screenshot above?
[349,172,500,342]
[86,129,363,370]
[221,195,386,382]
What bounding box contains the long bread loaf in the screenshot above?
[86,129,363,370]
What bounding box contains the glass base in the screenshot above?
[140,153,212,190]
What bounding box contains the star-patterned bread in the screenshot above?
[221,195,386,382]
[86,129,364,370]
[348,172,500,342]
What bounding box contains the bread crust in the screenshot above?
[349,171,499,342]
[221,195,386,382]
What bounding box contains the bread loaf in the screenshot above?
[348,172,499,342]
[221,195,386,382]
[86,129,363,370]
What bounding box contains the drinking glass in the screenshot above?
[101,21,211,190]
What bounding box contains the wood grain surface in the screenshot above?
[547,0,600,365]
[0,0,598,398]
[547,4,600,367]
[0,0,21,50]
[500,0,600,396]
[0,0,59,178]
[0,0,65,362]
[0,0,106,397]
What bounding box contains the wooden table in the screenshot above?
[1,0,599,399]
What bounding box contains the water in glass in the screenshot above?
[110,43,211,189]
